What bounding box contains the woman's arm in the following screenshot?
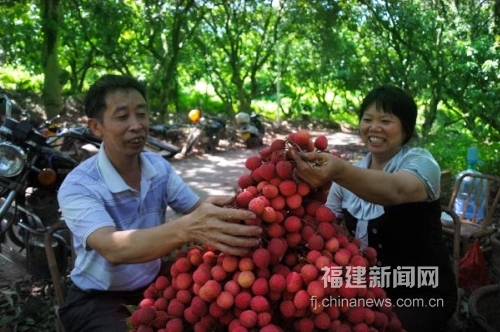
[293,151,431,206]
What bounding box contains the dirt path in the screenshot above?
[168,131,363,199]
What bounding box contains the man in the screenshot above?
[57,74,261,331]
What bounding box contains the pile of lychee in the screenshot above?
[127,130,405,332]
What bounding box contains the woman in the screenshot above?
[293,84,457,332]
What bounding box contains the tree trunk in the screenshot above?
[41,0,62,119]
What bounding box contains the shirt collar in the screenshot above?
[97,145,157,193]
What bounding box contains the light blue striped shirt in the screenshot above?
[57,147,199,291]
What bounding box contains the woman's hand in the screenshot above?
[292,151,340,188]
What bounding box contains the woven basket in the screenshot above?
[468,284,500,332]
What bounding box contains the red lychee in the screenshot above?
[222,254,239,273]
[316,205,336,223]
[261,206,277,223]
[262,184,279,199]
[314,135,329,151]
[270,138,286,152]
[293,289,310,309]
[334,248,352,266]
[239,309,258,328]
[275,160,293,180]
[279,180,297,196]
[199,279,222,302]
[132,306,156,326]
[270,195,286,210]
[252,248,271,269]
[289,130,311,147]
[307,234,325,251]
[237,174,254,189]
[216,291,234,310]
[258,163,276,181]
[234,291,252,310]
[238,256,255,272]
[285,271,303,293]
[267,223,285,238]
[286,193,302,209]
[236,190,254,208]
[154,275,170,291]
[297,181,311,196]
[245,156,262,171]
[269,273,287,293]
[248,196,266,216]
[267,237,288,258]
[237,270,256,288]
[251,277,269,296]
[300,263,319,283]
[250,295,270,313]
[280,300,296,318]
[314,311,331,330]
[318,222,336,240]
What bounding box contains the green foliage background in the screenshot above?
[1,0,499,177]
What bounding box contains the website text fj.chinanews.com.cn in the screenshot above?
[310,295,445,311]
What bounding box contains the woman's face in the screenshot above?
[359,103,406,161]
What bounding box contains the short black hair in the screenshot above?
[84,74,147,121]
[358,84,417,144]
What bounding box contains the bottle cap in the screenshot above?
[467,147,478,164]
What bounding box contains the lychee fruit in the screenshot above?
[236,190,254,208]
[252,248,271,269]
[245,156,262,171]
[275,160,293,180]
[314,135,328,151]
[237,174,254,189]
[279,180,297,196]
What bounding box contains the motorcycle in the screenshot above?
[233,111,265,148]
[180,108,227,156]
[149,122,186,146]
[0,92,77,278]
[45,120,183,163]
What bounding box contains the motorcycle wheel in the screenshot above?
[245,136,263,149]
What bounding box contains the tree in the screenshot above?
[190,0,282,114]
[41,0,62,118]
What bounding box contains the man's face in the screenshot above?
[89,88,149,160]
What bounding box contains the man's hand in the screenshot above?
[186,199,262,256]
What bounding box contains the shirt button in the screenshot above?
[377,261,382,266]
[377,243,383,248]
[372,228,378,234]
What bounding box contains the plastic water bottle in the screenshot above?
[453,147,487,221]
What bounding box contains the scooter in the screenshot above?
[180,109,227,156]
[234,112,265,148]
